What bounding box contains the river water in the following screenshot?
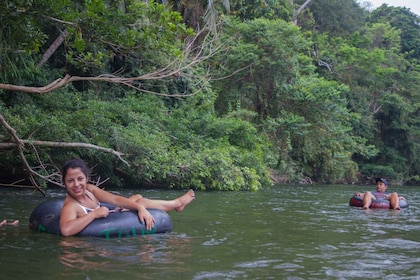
[0,185,419,279]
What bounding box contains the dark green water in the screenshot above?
[1,185,419,279]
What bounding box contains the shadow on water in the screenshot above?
[1,185,420,279]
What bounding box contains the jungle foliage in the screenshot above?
[1,0,420,191]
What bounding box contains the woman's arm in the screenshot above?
[59,201,110,236]
[88,184,155,230]
[88,184,141,210]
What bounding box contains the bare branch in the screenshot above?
[37,29,68,67]
[0,113,130,193]
[0,114,46,195]
[293,0,314,25]
[0,27,225,95]
[0,140,129,166]
[42,15,77,26]
[318,60,332,72]
[0,181,39,189]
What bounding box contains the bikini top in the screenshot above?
[77,189,100,214]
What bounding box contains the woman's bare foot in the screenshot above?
[175,189,195,212]
[0,220,6,226]
[10,220,19,226]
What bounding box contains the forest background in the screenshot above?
[1,0,420,194]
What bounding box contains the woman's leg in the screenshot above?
[128,189,195,212]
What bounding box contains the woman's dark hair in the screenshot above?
[62,158,90,183]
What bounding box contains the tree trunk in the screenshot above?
[36,29,68,67]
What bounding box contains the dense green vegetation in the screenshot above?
[1,0,420,191]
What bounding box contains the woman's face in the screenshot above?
[64,167,88,197]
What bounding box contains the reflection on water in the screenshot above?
[59,234,193,271]
[0,186,420,279]
[59,238,112,270]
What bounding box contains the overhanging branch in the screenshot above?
[0,28,224,95]
[0,114,130,194]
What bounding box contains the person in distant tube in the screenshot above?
[0,220,19,226]
[354,177,405,210]
[59,158,195,236]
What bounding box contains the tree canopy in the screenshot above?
[1,0,420,193]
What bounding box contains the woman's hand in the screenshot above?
[92,206,110,218]
[137,206,155,231]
